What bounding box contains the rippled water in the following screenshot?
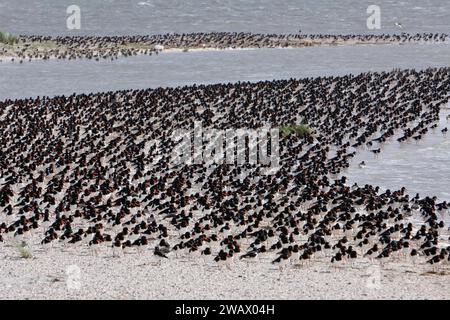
[0,0,449,36]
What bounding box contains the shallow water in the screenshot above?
[2,43,450,100]
[0,0,449,36]
[345,109,450,201]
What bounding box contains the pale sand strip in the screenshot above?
[1,239,450,300]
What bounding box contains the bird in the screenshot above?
[154,246,169,259]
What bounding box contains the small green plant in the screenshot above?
[279,124,312,138]
[16,241,33,259]
[0,31,19,45]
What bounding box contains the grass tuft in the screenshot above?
[0,31,19,45]
[16,241,33,259]
[279,124,312,138]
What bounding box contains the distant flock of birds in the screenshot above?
[0,32,449,63]
[0,67,450,269]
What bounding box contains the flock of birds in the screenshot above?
[1,67,450,269]
[0,32,449,63]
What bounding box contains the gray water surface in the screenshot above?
[2,43,450,100]
[0,0,449,36]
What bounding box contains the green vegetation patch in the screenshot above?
[16,241,33,259]
[0,31,19,45]
[279,124,312,138]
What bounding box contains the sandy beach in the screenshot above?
[1,238,450,300]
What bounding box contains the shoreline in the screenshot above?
[1,32,449,63]
[1,41,447,64]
